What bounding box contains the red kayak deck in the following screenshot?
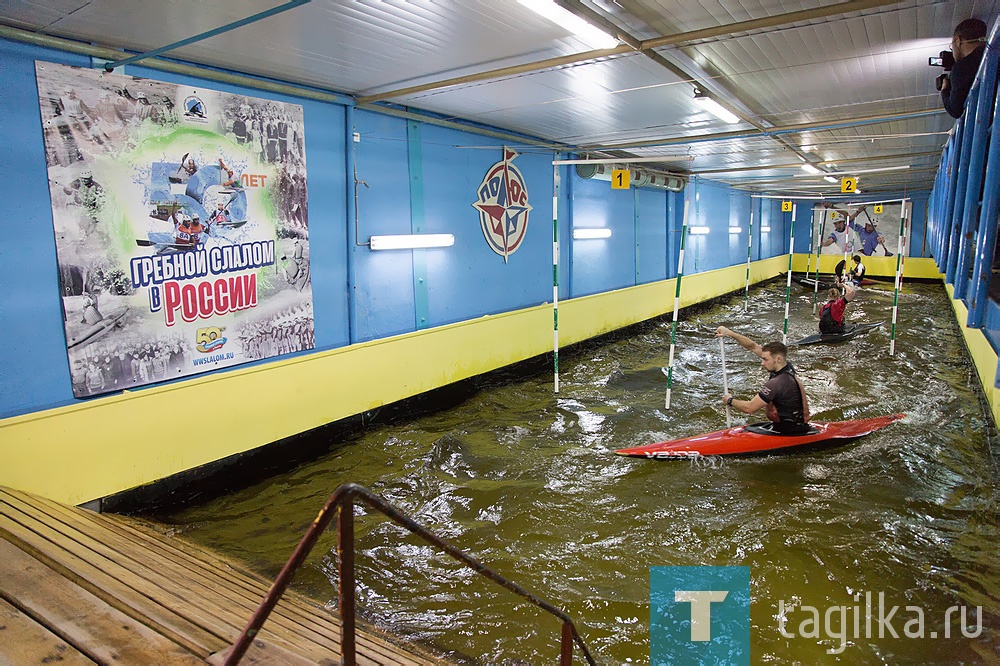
[616,413,905,458]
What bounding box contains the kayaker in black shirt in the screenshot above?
[716,326,812,434]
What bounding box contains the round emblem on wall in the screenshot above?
[472,148,532,262]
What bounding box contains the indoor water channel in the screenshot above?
[155,279,999,664]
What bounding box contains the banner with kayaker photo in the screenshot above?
[35,61,314,398]
[814,202,908,257]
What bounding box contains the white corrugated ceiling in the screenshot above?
[2,0,997,193]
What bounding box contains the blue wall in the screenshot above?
[2,35,934,420]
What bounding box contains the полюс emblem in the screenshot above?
[472,148,532,262]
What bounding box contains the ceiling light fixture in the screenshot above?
[693,88,740,124]
[688,226,711,235]
[801,163,821,174]
[369,234,455,250]
[573,227,612,239]
[517,0,620,50]
[824,176,838,183]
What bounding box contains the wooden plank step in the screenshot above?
[2,488,447,665]
[0,504,333,663]
[0,491,347,658]
[0,512,226,658]
[3,489,348,653]
[0,539,205,664]
[0,597,97,665]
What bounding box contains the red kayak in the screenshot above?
[616,413,905,458]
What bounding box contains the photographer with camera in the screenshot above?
[935,18,987,119]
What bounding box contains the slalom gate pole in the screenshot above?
[890,200,909,356]
[813,208,825,313]
[804,208,816,313]
[720,337,732,428]
[665,195,690,410]
[552,160,561,392]
[744,206,754,311]
[782,203,796,344]
[841,207,852,286]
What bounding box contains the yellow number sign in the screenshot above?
[841,177,856,193]
[873,204,884,214]
[612,169,630,189]
[781,201,792,212]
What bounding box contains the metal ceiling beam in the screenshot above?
[690,151,943,176]
[357,45,632,105]
[588,108,945,151]
[639,0,906,51]
[104,0,311,71]
[357,0,906,104]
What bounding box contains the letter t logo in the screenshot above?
[651,566,749,664]
[675,590,729,641]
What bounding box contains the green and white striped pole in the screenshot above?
[813,208,826,313]
[744,206,754,311]
[805,207,817,312]
[782,203,796,344]
[890,200,909,356]
[665,195,690,410]
[552,160,561,392]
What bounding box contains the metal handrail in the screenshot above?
[225,482,596,665]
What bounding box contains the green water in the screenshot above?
[155,281,999,663]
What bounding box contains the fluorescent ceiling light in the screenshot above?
[693,89,740,124]
[573,227,612,239]
[801,163,821,174]
[824,176,838,183]
[369,233,455,250]
[518,0,619,50]
[688,226,711,235]
[728,227,743,233]
[760,226,772,232]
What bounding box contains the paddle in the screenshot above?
[720,337,732,428]
[862,208,893,256]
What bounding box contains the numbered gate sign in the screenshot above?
[611,169,630,189]
[873,204,884,214]
[841,177,856,193]
[781,201,792,212]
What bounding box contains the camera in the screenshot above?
[929,50,955,92]
[928,50,955,71]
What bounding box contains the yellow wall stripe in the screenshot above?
[0,256,987,504]
[944,284,1000,425]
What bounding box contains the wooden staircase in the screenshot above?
[0,486,453,665]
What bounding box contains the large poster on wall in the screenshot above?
[35,62,314,398]
[813,203,908,257]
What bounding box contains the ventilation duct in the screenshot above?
[630,170,685,191]
[575,163,686,192]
